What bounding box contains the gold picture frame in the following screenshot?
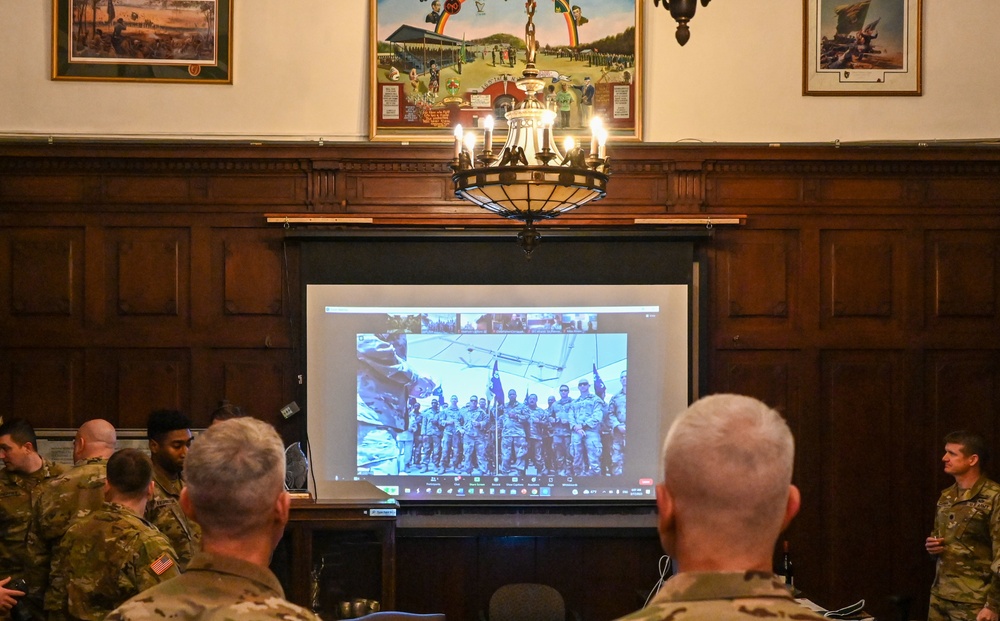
[52,0,233,84]
[370,0,642,141]
[803,0,920,96]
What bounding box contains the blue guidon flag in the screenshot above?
[489,360,504,405]
[593,363,606,400]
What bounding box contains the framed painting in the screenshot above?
[803,0,920,96]
[370,0,642,141]
[52,0,233,83]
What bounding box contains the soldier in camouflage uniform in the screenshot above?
[614,394,823,621]
[460,395,490,475]
[524,394,550,475]
[106,418,322,621]
[500,389,528,476]
[0,418,67,617]
[570,379,604,477]
[549,385,574,476]
[439,395,464,473]
[145,410,201,570]
[54,449,179,621]
[925,431,1000,621]
[606,371,627,476]
[357,334,436,476]
[31,419,117,621]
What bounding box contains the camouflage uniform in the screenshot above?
[30,457,109,621]
[54,501,180,621]
[106,551,322,621]
[614,571,826,621]
[0,458,66,612]
[929,475,1000,621]
[607,388,627,475]
[357,334,426,476]
[500,400,528,475]
[548,396,574,476]
[524,403,550,475]
[439,405,463,472]
[570,392,604,476]
[460,405,490,475]
[144,464,201,570]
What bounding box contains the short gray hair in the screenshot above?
[184,417,286,536]
[662,394,794,539]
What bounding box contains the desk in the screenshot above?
[273,495,398,620]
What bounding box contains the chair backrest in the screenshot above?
[489,583,565,621]
[353,612,446,621]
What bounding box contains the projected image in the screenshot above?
[356,331,627,479]
[307,283,686,503]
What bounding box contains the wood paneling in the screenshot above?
[3,142,1000,621]
[107,228,189,320]
[0,349,84,428]
[115,350,190,428]
[2,228,85,327]
[926,230,999,323]
[821,230,905,327]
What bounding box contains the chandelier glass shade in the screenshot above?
[450,0,610,255]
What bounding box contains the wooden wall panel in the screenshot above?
[818,351,910,620]
[4,142,1000,621]
[115,350,191,428]
[396,537,479,617]
[222,237,284,316]
[0,349,84,428]
[716,230,797,322]
[820,230,905,329]
[219,354,293,428]
[106,228,189,321]
[926,230,999,324]
[104,176,192,202]
[926,351,1000,446]
[1,228,85,329]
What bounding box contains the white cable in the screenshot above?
[643,554,672,608]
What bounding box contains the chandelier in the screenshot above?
[450,0,610,256]
[653,0,713,46]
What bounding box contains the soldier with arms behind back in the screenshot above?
[614,394,824,621]
[926,431,1000,621]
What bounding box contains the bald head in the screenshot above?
[75,419,116,462]
[658,394,798,568]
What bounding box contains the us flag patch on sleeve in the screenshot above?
[150,553,175,575]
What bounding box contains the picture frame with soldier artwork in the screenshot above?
[803,0,921,96]
[52,0,233,84]
[370,0,642,141]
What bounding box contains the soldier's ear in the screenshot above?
[180,487,197,522]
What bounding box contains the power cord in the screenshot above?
[643,554,672,608]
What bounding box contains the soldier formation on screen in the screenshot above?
[403,371,627,478]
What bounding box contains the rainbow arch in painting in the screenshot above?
[435,0,581,48]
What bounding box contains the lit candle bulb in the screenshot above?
[464,131,476,159]
[564,136,575,156]
[589,116,603,156]
[453,124,463,159]
[541,110,555,153]
[597,128,608,159]
[484,115,494,153]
